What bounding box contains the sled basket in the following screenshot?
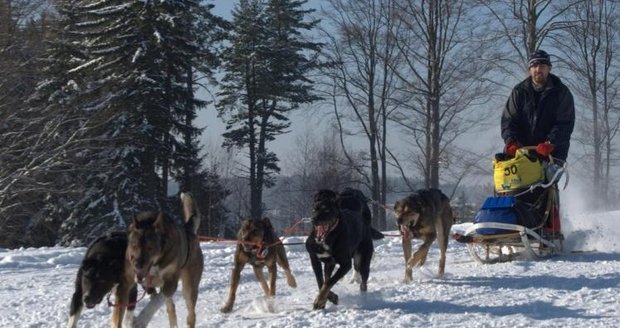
[473,196,544,235]
[473,196,518,235]
[493,149,544,193]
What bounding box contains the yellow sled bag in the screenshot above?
[493,148,544,193]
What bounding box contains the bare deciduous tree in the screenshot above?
[272,126,365,230]
[477,0,583,78]
[318,0,402,229]
[391,0,493,189]
[552,0,620,208]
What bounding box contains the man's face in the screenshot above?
[529,63,551,86]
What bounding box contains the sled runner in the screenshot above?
[455,147,567,264]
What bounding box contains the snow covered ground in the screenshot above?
[1,210,619,328]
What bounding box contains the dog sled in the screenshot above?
[455,147,567,264]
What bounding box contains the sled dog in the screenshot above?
[127,192,204,328]
[220,217,297,313]
[306,188,384,310]
[67,231,137,328]
[393,189,453,281]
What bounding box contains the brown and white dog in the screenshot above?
[221,217,297,313]
[127,192,204,328]
[393,189,453,282]
[67,231,137,328]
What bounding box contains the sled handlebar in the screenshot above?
[516,146,554,164]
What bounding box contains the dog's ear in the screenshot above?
[154,212,168,232]
[129,213,138,225]
[394,200,401,212]
[128,214,140,232]
[410,194,425,215]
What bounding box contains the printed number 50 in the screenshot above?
[504,165,517,176]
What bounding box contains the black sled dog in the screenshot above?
[67,231,137,328]
[305,188,384,310]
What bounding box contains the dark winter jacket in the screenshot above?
[501,74,575,161]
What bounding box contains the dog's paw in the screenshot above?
[312,299,327,310]
[327,291,339,305]
[403,267,413,283]
[287,274,297,288]
[266,297,275,313]
[220,304,233,313]
[123,309,135,328]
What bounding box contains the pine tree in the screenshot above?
[1,0,229,246]
[13,0,227,245]
[0,2,69,247]
[23,0,88,246]
[217,0,322,219]
[57,0,229,244]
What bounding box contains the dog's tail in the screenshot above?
[181,192,201,234]
[371,228,384,240]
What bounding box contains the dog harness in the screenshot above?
[251,244,269,261]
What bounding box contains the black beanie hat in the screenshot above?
[528,50,552,67]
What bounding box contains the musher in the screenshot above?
[500,49,575,234]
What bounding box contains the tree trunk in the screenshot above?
[182,63,194,191]
[527,0,538,53]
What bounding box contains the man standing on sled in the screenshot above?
[500,49,575,235]
[501,49,575,162]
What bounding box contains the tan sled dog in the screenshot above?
[127,192,204,328]
[394,189,453,282]
[221,217,297,313]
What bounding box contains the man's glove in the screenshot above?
[536,141,555,157]
[504,141,521,157]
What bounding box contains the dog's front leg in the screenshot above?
[253,266,270,296]
[221,262,244,313]
[164,296,177,328]
[123,284,137,328]
[67,287,82,328]
[275,245,297,288]
[407,235,434,274]
[67,269,83,328]
[267,263,277,297]
[322,261,339,305]
[402,236,413,282]
[66,306,81,328]
[265,262,278,312]
[308,253,324,289]
[111,284,130,328]
[160,279,180,328]
[133,292,165,328]
[314,261,351,310]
